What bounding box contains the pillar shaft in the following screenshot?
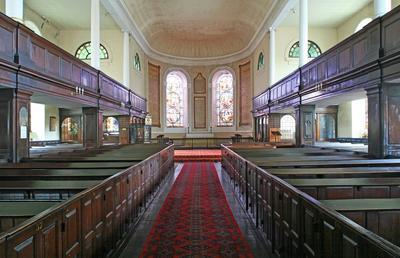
[91,0,100,69]
[374,0,391,17]
[5,0,23,22]
[123,31,130,88]
[299,0,308,67]
[269,28,276,86]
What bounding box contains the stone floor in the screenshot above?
[118,162,271,258]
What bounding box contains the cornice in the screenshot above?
[102,0,288,66]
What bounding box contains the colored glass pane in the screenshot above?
[166,73,184,127]
[216,72,234,126]
[134,53,141,71]
[75,42,109,60]
[257,52,264,70]
[288,40,321,58]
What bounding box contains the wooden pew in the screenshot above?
[285,178,400,199]
[321,198,400,246]
[269,167,400,178]
[0,200,60,232]
[0,162,136,169]
[248,155,366,163]
[0,180,101,200]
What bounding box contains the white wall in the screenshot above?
[24,6,60,45]
[337,3,374,42]
[253,32,269,96]
[0,0,4,13]
[130,36,147,97]
[275,27,338,82]
[58,29,124,84]
[45,105,60,141]
[337,101,353,137]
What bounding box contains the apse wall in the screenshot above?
[145,57,253,138]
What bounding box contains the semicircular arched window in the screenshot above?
[212,70,234,127]
[75,41,109,60]
[166,71,188,128]
[257,52,264,71]
[134,53,141,71]
[288,40,321,59]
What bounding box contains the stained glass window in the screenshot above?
[103,117,119,135]
[215,72,234,127]
[280,115,296,140]
[257,52,264,70]
[75,41,109,60]
[134,53,141,71]
[166,72,186,127]
[288,40,321,59]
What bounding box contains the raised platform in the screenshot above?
[174,149,221,162]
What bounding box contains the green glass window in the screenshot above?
[134,53,141,71]
[257,52,264,70]
[75,41,109,60]
[288,40,321,58]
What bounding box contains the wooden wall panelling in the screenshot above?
[194,73,206,94]
[148,63,161,127]
[82,107,103,148]
[62,200,81,257]
[239,61,252,126]
[103,182,115,256]
[194,96,206,129]
[0,13,17,64]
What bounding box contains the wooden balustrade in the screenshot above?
[253,5,400,114]
[0,144,174,257]
[221,145,400,258]
[0,12,146,116]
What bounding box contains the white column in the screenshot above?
[91,0,100,69]
[299,0,308,67]
[268,27,276,86]
[123,31,130,88]
[374,0,391,17]
[5,0,23,22]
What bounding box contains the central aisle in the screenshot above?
[139,162,254,257]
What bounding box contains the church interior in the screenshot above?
[1,0,400,257]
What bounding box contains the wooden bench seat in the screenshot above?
[0,168,119,180]
[0,162,136,169]
[0,200,61,233]
[285,177,400,199]
[269,167,400,178]
[0,180,101,200]
[248,155,365,163]
[255,159,400,168]
[321,198,400,246]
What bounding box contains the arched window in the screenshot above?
[134,53,141,71]
[24,20,42,36]
[212,70,234,127]
[355,18,373,33]
[75,41,109,60]
[257,52,264,70]
[166,71,188,128]
[288,40,321,59]
[280,115,296,141]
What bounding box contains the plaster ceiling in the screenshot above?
[279,0,372,27]
[123,0,274,59]
[24,0,118,30]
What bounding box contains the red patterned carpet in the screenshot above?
[174,149,222,161]
[140,162,253,257]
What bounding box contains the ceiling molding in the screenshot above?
[102,0,289,66]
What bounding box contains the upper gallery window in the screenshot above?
[213,71,234,127]
[355,18,373,33]
[75,41,109,60]
[134,53,141,71]
[288,40,321,59]
[166,71,188,128]
[257,52,264,70]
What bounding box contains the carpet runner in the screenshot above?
[174,149,222,162]
[140,162,253,257]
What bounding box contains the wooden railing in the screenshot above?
[253,5,400,114]
[0,144,174,257]
[221,145,400,258]
[0,12,147,116]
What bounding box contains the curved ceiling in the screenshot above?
[124,0,274,59]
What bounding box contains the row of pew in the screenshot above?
[221,145,400,258]
[0,144,174,258]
